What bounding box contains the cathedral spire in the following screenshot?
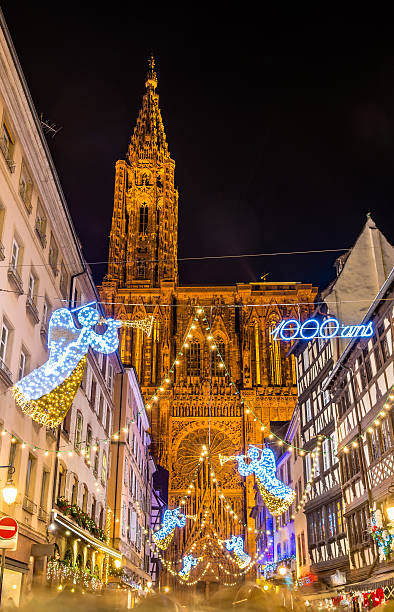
[145,54,157,91]
[128,55,169,163]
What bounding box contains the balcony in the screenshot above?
[23,495,37,514]
[38,506,49,522]
[26,295,40,325]
[0,357,12,387]
[7,265,23,295]
[0,241,5,261]
[0,136,15,173]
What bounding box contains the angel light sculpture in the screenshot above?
[11,304,122,428]
[178,554,198,581]
[235,446,295,516]
[225,535,251,569]
[152,507,186,550]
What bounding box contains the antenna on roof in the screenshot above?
[39,113,62,138]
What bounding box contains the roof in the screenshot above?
[324,266,394,389]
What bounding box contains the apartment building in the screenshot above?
[326,268,394,594]
[107,367,154,602]
[0,11,122,604]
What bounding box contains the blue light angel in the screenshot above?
[178,554,199,581]
[235,446,295,516]
[225,535,251,569]
[152,507,187,550]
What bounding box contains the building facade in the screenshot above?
[0,11,125,604]
[99,58,317,580]
[290,219,394,600]
[107,367,154,598]
[326,268,394,593]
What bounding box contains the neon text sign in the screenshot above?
[271,317,374,341]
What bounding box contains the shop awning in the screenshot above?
[344,571,394,593]
[52,510,121,560]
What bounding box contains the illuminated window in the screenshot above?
[86,426,92,463]
[75,412,83,450]
[94,440,99,474]
[187,340,201,377]
[138,204,148,235]
[268,320,282,385]
[101,453,107,484]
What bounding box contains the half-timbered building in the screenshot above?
[326,267,394,591]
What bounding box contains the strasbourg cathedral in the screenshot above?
[99,58,316,574]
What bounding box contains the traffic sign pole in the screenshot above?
[0,548,6,606]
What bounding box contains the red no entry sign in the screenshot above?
[0,517,18,539]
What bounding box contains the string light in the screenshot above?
[225,535,251,569]
[178,554,199,581]
[152,508,186,550]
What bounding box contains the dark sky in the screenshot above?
[3,5,394,290]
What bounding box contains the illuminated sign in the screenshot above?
[271,317,374,341]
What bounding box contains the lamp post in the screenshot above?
[0,466,17,505]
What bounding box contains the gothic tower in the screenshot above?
[100,59,317,589]
[106,56,178,289]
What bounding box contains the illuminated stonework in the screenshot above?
[99,58,317,578]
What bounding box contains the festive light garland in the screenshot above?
[47,558,104,591]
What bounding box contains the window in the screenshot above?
[35,200,47,246]
[75,412,83,449]
[138,204,148,235]
[0,322,9,363]
[107,364,113,395]
[98,394,104,421]
[94,440,99,474]
[124,457,128,485]
[48,232,58,275]
[302,347,310,372]
[42,301,50,327]
[18,350,27,379]
[322,438,330,471]
[91,497,96,521]
[0,117,15,170]
[122,502,127,536]
[370,428,381,461]
[374,345,382,373]
[187,340,201,377]
[213,339,226,376]
[101,453,107,484]
[25,455,35,498]
[322,387,330,406]
[330,432,337,466]
[268,320,282,385]
[90,379,97,409]
[71,476,78,505]
[381,417,391,453]
[60,262,69,299]
[300,532,306,565]
[86,426,92,463]
[305,399,312,422]
[82,485,88,512]
[106,408,111,435]
[57,465,66,498]
[363,348,373,383]
[40,470,49,510]
[19,161,33,211]
[378,324,390,363]
[305,453,312,482]
[10,239,19,270]
[28,273,35,301]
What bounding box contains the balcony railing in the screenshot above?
[23,495,37,514]
[7,265,23,295]
[26,295,40,325]
[0,136,15,173]
[38,506,49,522]
[0,241,5,261]
[0,357,12,387]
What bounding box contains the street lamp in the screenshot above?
[114,559,122,569]
[0,466,17,505]
[278,566,287,576]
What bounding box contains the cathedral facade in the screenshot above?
[99,59,317,576]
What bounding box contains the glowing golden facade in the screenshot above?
[100,59,317,579]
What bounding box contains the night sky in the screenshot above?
[3,5,394,291]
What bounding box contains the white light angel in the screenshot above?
[11,305,121,427]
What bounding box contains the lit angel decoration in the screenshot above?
[235,446,295,516]
[178,554,199,581]
[152,507,187,550]
[225,535,251,569]
[11,305,122,428]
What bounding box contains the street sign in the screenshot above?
[0,517,18,551]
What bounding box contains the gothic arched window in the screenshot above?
[138,204,148,235]
[187,340,201,378]
[268,319,282,386]
[213,338,226,377]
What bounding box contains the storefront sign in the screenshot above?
[271,317,374,341]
